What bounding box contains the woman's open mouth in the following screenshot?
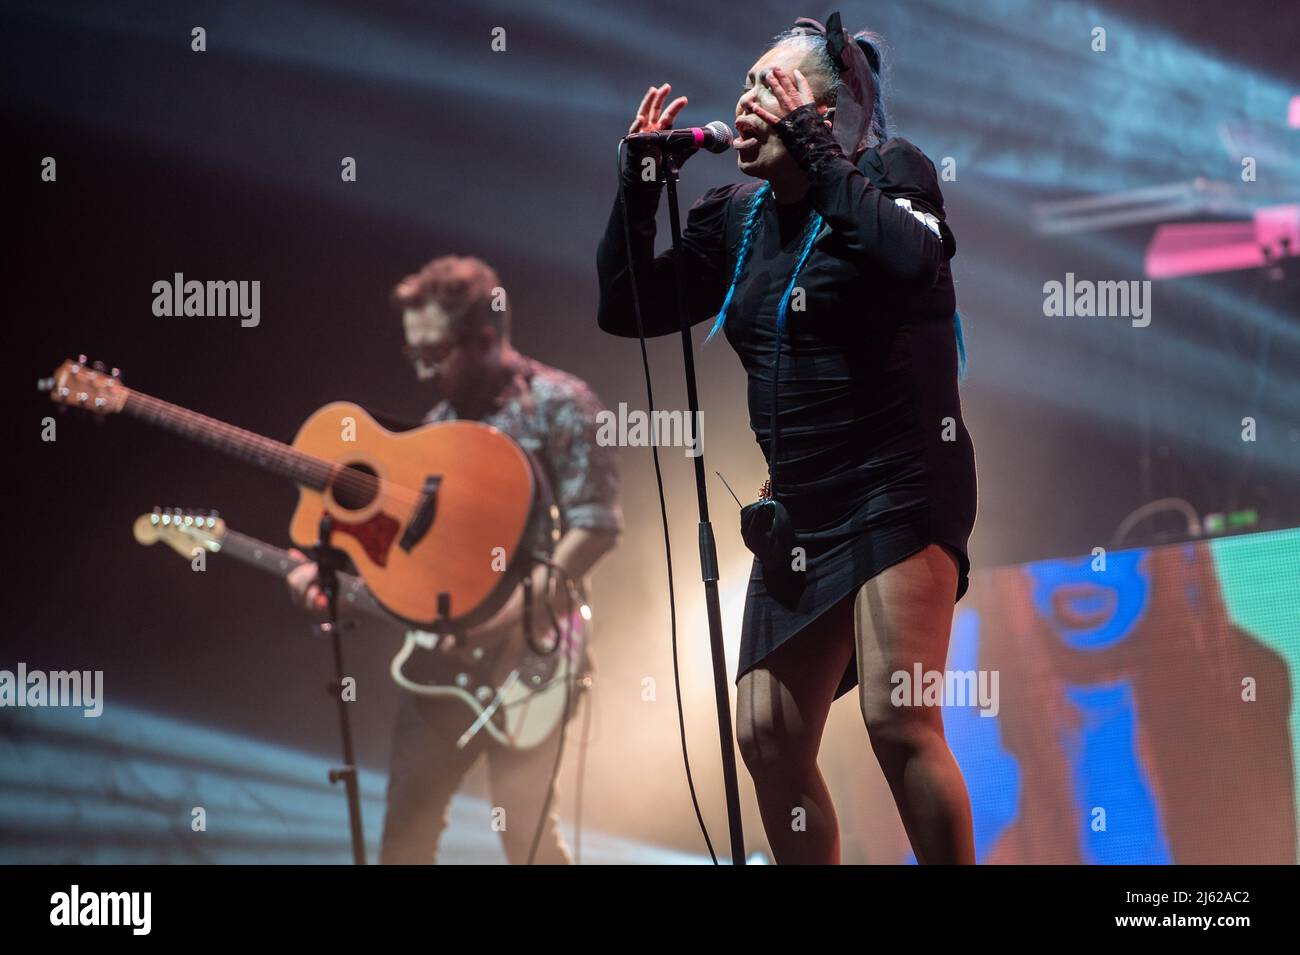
[733,116,763,152]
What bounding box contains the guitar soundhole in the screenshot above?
[330,462,379,510]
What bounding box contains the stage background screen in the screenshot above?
[926,526,1300,864]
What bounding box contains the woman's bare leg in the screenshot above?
[736,597,855,863]
[854,544,976,864]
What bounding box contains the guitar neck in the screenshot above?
[122,389,332,491]
[215,528,388,622]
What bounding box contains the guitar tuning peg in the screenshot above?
[77,354,87,364]
[110,368,121,379]
[92,361,105,372]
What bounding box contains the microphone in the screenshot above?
[624,120,734,155]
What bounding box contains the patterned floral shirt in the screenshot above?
[423,354,623,542]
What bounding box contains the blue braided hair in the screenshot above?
[953,309,968,381]
[703,183,824,344]
[777,212,825,334]
[703,184,768,344]
[703,183,970,386]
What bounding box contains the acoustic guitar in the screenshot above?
[43,357,553,629]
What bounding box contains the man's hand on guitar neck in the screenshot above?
[285,549,353,620]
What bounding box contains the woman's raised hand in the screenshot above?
[628,83,688,136]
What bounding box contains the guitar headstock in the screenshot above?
[133,508,227,559]
[39,356,126,415]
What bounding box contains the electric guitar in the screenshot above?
[43,357,551,629]
[134,508,586,750]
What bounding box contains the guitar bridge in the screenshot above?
[400,474,442,552]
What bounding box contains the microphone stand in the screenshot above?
[661,149,746,865]
[314,512,367,865]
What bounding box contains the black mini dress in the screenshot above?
[597,106,977,700]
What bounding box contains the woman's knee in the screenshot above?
[736,609,853,781]
[736,697,817,781]
[861,702,946,766]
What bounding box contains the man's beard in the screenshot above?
[414,358,439,383]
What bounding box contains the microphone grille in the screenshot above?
[704,120,734,152]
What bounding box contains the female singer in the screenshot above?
[597,15,978,863]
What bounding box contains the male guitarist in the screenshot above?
[287,254,622,864]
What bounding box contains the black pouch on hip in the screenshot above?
[740,488,794,571]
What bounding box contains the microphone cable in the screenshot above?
[524,569,576,865]
[522,560,593,865]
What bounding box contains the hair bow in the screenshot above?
[791,12,875,158]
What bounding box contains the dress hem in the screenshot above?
[735,535,970,701]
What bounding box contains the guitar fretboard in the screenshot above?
[123,390,334,491]
[215,528,388,621]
